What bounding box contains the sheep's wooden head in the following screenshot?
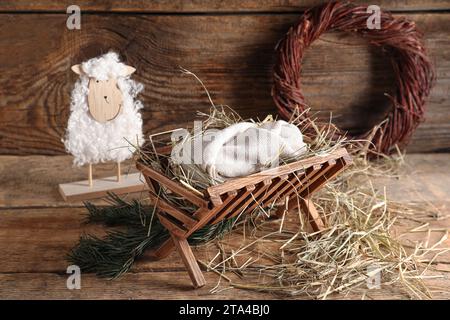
[71,64,136,123]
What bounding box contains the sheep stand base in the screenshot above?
[58,172,148,202]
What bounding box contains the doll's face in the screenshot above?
[87,78,122,123]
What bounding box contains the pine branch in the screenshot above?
[68,193,237,278]
[68,224,168,279]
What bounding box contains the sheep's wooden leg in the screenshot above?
[117,161,121,182]
[88,163,93,187]
[171,234,206,288]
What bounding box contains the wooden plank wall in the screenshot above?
[0,0,449,155]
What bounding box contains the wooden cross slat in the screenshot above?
[228,176,288,219]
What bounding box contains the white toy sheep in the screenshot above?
[64,52,144,186]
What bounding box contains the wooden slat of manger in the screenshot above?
[147,190,241,258]
[207,148,349,198]
[210,185,256,225]
[273,170,310,201]
[147,208,224,261]
[274,157,352,225]
[147,190,198,229]
[300,156,352,198]
[280,161,335,202]
[237,174,291,216]
[231,179,274,217]
[295,160,337,196]
[146,194,220,261]
[189,189,243,226]
[229,184,257,213]
[157,213,188,238]
[224,176,287,220]
[275,195,326,231]
[249,179,279,206]
[241,176,294,216]
[140,149,353,275]
[248,165,322,214]
[150,190,243,258]
[212,179,274,224]
[209,190,242,224]
[137,162,209,208]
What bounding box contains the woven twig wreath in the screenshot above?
[272,1,435,155]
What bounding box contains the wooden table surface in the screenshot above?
[0,153,449,300]
[1,2,449,156]
[0,0,449,300]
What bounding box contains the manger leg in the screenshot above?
[299,198,325,232]
[171,234,206,288]
[273,197,326,232]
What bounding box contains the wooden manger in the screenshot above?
[136,147,352,288]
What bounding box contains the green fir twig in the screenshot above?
[68,193,237,279]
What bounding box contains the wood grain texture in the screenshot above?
[137,161,209,207]
[0,155,142,207]
[0,13,448,155]
[1,271,448,299]
[171,235,206,288]
[1,0,450,13]
[0,201,450,292]
[0,206,217,274]
[207,148,347,196]
[0,272,278,300]
[0,154,450,299]
[58,172,148,202]
[3,152,450,209]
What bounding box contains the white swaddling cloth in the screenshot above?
[171,120,307,180]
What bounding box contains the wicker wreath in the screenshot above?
[272,1,435,156]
